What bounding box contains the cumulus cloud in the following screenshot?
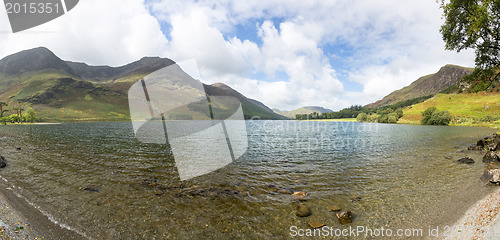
[0,0,476,110]
[0,0,168,66]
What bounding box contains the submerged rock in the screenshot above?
[277,188,294,195]
[308,221,325,229]
[292,191,309,201]
[327,205,341,212]
[481,163,500,185]
[296,204,312,217]
[81,185,100,192]
[350,195,362,201]
[336,210,353,224]
[0,156,6,168]
[457,157,475,164]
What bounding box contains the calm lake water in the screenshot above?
[0,121,496,239]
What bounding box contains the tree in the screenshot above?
[24,108,36,123]
[440,0,500,70]
[356,112,368,122]
[0,102,7,117]
[421,107,452,125]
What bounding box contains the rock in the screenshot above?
[457,157,475,164]
[308,221,325,229]
[468,145,484,151]
[483,151,500,163]
[267,184,279,192]
[481,163,500,185]
[336,210,353,224]
[153,189,164,196]
[327,205,341,212]
[81,185,99,192]
[292,191,309,200]
[277,188,294,195]
[296,204,312,217]
[0,156,6,168]
[350,195,362,201]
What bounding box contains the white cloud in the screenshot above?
[0,0,476,111]
[0,0,168,66]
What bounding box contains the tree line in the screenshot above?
[295,95,432,121]
[0,102,37,124]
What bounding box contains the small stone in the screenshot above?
[277,188,294,195]
[457,157,475,164]
[308,221,325,229]
[327,205,341,212]
[81,185,99,192]
[267,184,279,192]
[296,204,312,217]
[153,189,164,196]
[292,191,309,200]
[336,210,353,224]
[350,195,362,201]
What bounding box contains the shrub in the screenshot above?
[421,107,451,125]
[387,113,398,123]
[356,112,368,122]
[378,114,389,123]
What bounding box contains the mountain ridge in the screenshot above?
[0,47,285,121]
[366,65,473,108]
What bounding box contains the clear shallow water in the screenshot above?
[0,121,496,239]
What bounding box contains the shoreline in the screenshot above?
[443,187,500,239]
[0,177,86,240]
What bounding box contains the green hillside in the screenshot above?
[400,92,500,128]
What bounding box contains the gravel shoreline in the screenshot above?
[0,178,86,240]
[444,187,500,240]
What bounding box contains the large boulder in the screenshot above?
[481,163,500,185]
[483,151,500,163]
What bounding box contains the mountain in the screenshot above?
[0,47,285,121]
[274,106,333,119]
[0,47,76,76]
[366,65,473,108]
[66,57,175,82]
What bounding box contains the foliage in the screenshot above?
[357,108,403,124]
[440,0,500,69]
[296,105,374,120]
[9,114,18,123]
[356,112,368,122]
[421,107,452,125]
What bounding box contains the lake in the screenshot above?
[0,121,495,239]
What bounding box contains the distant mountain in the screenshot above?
[366,65,473,108]
[0,47,285,121]
[274,106,333,119]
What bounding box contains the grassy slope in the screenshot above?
[400,92,500,128]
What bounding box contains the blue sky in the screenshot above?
[0,0,476,111]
